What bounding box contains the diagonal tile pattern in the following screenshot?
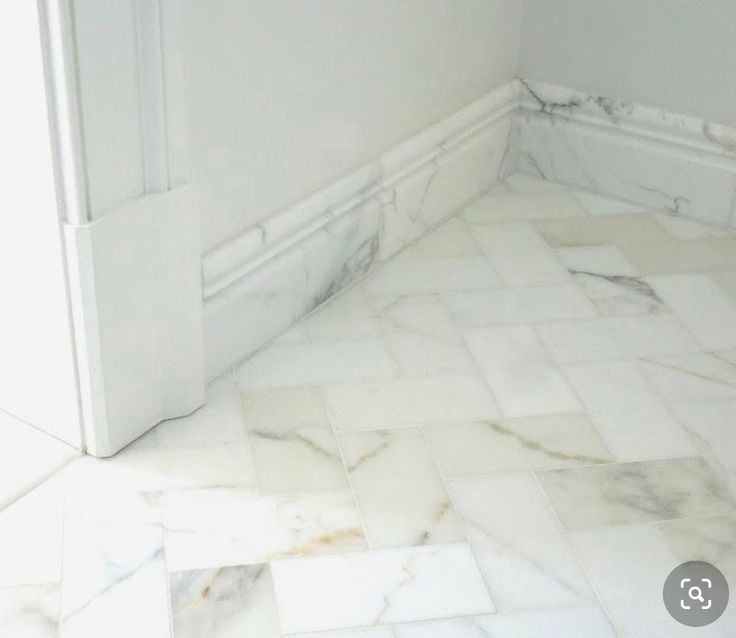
[169,565,281,638]
[537,457,736,529]
[2,174,736,637]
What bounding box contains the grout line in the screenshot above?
[57,474,69,633]
[232,371,262,497]
[318,385,373,552]
[633,355,736,502]
[530,324,620,464]
[228,173,516,381]
[530,471,622,637]
[417,427,470,551]
[0,452,79,515]
[435,289,505,420]
[416,425,499,610]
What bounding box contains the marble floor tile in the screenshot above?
[443,285,595,326]
[538,457,736,530]
[555,245,637,275]
[324,375,499,431]
[303,288,381,342]
[425,414,612,476]
[572,190,648,216]
[396,218,481,261]
[620,238,736,275]
[385,329,476,378]
[502,173,572,194]
[657,515,736,581]
[472,530,597,613]
[449,473,561,541]
[0,584,60,638]
[155,372,246,449]
[0,479,63,587]
[394,606,616,638]
[274,323,309,344]
[572,524,734,637]
[6,179,736,638]
[290,628,396,638]
[0,408,78,511]
[559,247,665,317]
[563,361,697,461]
[162,488,365,572]
[471,222,570,286]
[370,292,456,335]
[639,351,736,402]
[536,213,670,247]
[237,340,395,389]
[373,294,475,377]
[537,314,701,364]
[242,386,347,493]
[363,257,499,296]
[123,428,159,452]
[648,274,736,350]
[271,544,493,633]
[60,488,170,638]
[713,271,736,300]
[675,399,736,486]
[449,473,594,612]
[654,213,735,240]
[169,565,281,638]
[464,325,581,417]
[463,191,584,223]
[339,429,463,549]
[66,444,256,494]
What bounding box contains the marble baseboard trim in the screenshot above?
[202,81,518,380]
[204,200,381,381]
[516,79,736,229]
[203,78,736,380]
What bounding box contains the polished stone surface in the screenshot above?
[2,175,736,637]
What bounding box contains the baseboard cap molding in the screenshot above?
[202,77,736,382]
[516,79,736,227]
[202,80,518,380]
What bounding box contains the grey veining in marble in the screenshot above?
[162,487,366,572]
[242,386,347,493]
[169,565,281,638]
[426,415,612,476]
[58,474,170,638]
[0,584,60,638]
[658,516,736,581]
[205,200,381,380]
[271,544,493,633]
[568,269,664,316]
[516,79,736,229]
[640,352,736,402]
[538,457,736,529]
[8,171,736,638]
[339,429,464,548]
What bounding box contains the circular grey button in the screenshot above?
[663,561,729,627]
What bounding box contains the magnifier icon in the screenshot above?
[689,586,705,603]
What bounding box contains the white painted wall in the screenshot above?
[0,2,82,447]
[72,0,146,217]
[173,0,523,251]
[520,0,736,127]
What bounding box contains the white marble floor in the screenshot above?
[2,174,736,637]
[0,409,78,511]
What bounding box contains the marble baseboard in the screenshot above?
[202,82,518,380]
[515,79,736,229]
[204,200,381,380]
[202,78,736,380]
